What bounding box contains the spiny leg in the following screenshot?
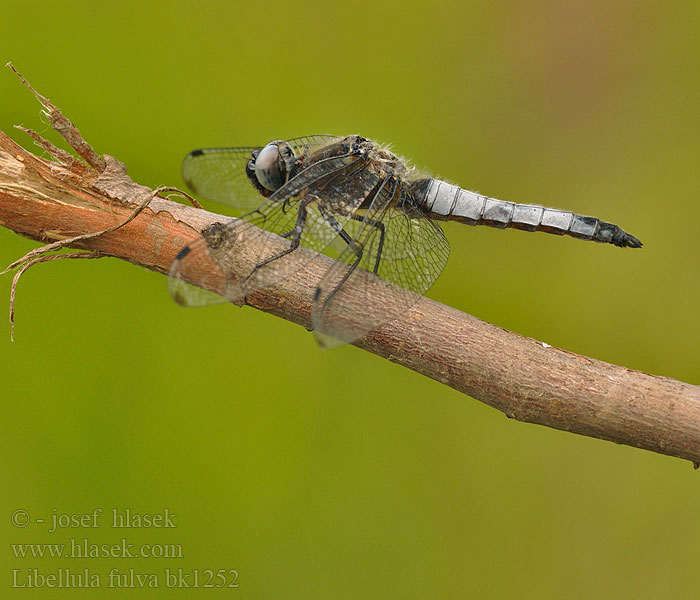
[316,205,357,250]
[244,196,314,284]
[307,207,364,330]
[312,249,363,308]
[312,179,394,322]
[350,213,385,274]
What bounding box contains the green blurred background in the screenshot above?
[1,0,699,598]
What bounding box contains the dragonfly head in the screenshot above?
[246,140,296,195]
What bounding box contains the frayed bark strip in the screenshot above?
[7,62,106,171]
[14,125,76,165]
[9,251,103,341]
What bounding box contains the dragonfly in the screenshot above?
[168,134,642,347]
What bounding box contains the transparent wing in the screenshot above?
[311,180,450,348]
[181,135,343,212]
[169,148,375,307]
[181,146,261,212]
[168,219,242,307]
[287,134,344,156]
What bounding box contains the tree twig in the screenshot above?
[1,66,698,466]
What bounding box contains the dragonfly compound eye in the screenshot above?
[254,142,285,192]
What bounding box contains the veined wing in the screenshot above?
[181,146,260,212]
[286,135,344,158]
[181,134,343,212]
[312,180,450,348]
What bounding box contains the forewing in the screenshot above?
[286,134,344,157]
[181,147,262,212]
[312,182,450,348]
[180,135,344,213]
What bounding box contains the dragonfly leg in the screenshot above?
[350,213,385,274]
[313,252,362,315]
[244,196,313,283]
[306,207,364,332]
[316,205,358,251]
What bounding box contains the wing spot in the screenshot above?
[175,246,191,260]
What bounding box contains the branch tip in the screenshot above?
[7,64,105,171]
[7,62,51,108]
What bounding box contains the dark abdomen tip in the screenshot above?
[622,233,643,248]
[596,222,643,248]
[612,228,643,248]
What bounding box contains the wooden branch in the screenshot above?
[1,67,699,467]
